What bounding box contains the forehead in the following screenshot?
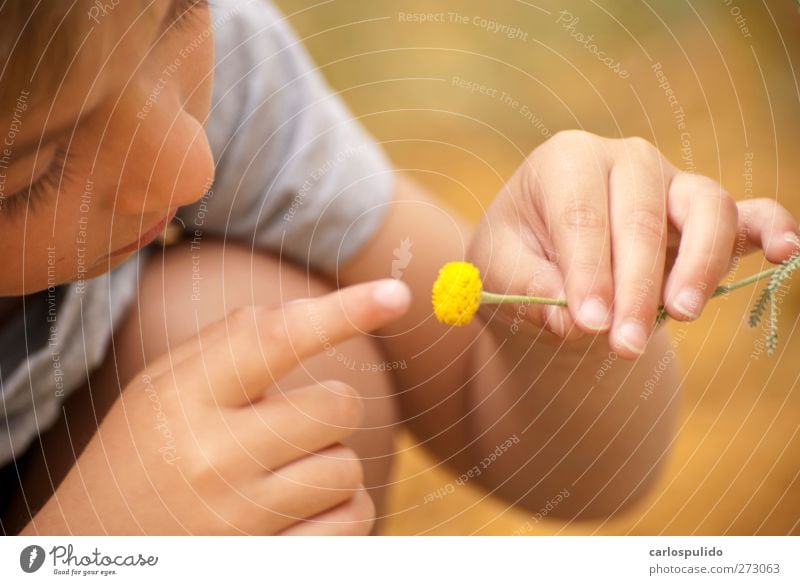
[2,1,169,150]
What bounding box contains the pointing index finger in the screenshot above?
[174,278,411,407]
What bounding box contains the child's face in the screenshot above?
[0,0,215,296]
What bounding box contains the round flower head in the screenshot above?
[432,261,482,326]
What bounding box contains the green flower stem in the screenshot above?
[478,265,782,313]
[480,291,567,306]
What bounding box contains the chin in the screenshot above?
[86,250,140,278]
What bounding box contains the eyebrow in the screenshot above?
[7,0,181,163]
[158,0,182,32]
[9,115,83,163]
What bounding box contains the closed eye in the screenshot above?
[0,142,69,219]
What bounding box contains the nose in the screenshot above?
[115,92,215,218]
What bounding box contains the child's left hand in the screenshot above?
[467,130,800,358]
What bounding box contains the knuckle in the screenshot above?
[550,129,592,146]
[569,253,604,274]
[560,201,605,230]
[331,447,365,489]
[320,380,364,428]
[340,492,376,536]
[628,208,666,241]
[226,305,262,341]
[182,450,221,487]
[259,319,290,349]
[226,304,258,327]
[532,131,595,164]
[716,190,738,220]
[626,280,659,320]
[624,135,655,156]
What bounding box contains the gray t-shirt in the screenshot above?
[0,0,394,466]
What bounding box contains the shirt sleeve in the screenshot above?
[177,0,394,273]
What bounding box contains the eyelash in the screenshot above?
[170,0,210,27]
[0,143,69,219]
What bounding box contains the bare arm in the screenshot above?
[335,173,681,518]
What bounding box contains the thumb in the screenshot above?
[471,221,581,340]
[174,278,412,406]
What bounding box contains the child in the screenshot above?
[1,0,797,535]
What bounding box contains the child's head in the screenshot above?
[0,0,216,296]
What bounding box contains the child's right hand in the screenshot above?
[25,279,411,535]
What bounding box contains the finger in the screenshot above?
[227,380,364,470]
[171,278,411,406]
[662,173,739,321]
[277,485,376,535]
[732,198,800,263]
[470,215,582,340]
[607,140,672,357]
[530,134,614,334]
[257,444,365,533]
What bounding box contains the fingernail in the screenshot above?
[576,296,612,331]
[372,278,411,312]
[672,287,703,320]
[545,305,565,337]
[617,320,648,355]
[783,232,800,249]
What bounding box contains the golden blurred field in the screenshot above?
[275,0,800,535]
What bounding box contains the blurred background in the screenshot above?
[274,0,800,535]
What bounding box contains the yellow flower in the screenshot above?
[432,261,482,326]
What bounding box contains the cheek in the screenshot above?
[0,218,78,295]
[171,11,215,126]
[183,44,214,126]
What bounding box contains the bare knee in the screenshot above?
[113,239,399,517]
[113,239,334,382]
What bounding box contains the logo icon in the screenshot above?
[19,545,45,573]
[391,237,413,278]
